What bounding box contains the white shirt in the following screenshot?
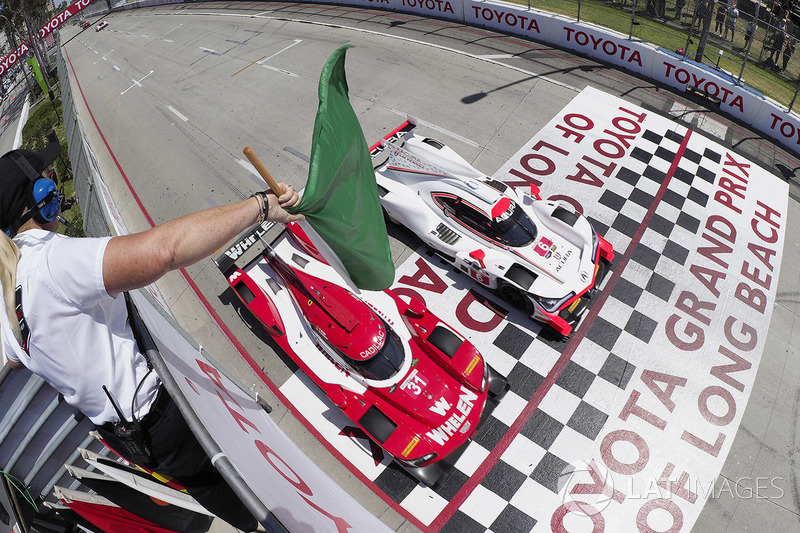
[4,230,159,425]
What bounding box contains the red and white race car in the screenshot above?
[371,119,615,337]
[215,223,508,486]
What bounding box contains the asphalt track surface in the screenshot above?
[57,2,800,532]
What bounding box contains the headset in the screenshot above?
[3,151,63,237]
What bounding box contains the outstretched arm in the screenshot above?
[102,185,303,296]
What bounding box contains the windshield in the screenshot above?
[489,200,538,246]
[435,194,538,247]
[316,317,406,381]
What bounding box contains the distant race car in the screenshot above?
[80,20,91,29]
[370,119,615,337]
[215,223,508,486]
[95,20,108,31]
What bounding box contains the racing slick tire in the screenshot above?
[506,264,537,290]
[594,258,611,290]
[498,282,534,315]
[406,461,447,488]
[486,365,510,400]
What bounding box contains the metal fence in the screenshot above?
[513,0,800,108]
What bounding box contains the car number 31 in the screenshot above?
[400,369,427,396]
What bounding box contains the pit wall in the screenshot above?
[104,0,800,156]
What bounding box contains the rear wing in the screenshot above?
[213,220,277,278]
[368,117,418,169]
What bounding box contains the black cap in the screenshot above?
[0,132,61,232]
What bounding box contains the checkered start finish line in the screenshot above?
[278,87,788,532]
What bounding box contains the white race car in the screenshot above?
[371,119,615,337]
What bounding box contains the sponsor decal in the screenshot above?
[543,243,560,260]
[400,0,455,14]
[369,122,414,158]
[493,199,514,221]
[402,436,420,458]
[469,6,541,33]
[193,360,355,532]
[534,236,554,256]
[358,325,386,359]
[563,27,643,67]
[0,0,95,77]
[465,355,481,376]
[224,223,270,260]
[425,386,478,445]
[555,249,573,272]
[400,368,427,396]
[39,0,95,39]
[429,397,452,416]
[767,113,800,146]
[661,62,745,113]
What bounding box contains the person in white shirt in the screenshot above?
[724,4,739,40]
[0,136,303,532]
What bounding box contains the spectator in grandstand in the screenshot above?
[782,37,796,70]
[0,138,303,532]
[744,18,757,49]
[694,0,713,33]
[724,3,739,40]
[657,0,667,19]
[714,2,727,35]
[675,0,686,21]
[768,28,787,65]
[646,0,666,20]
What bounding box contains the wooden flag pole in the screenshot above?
[243,147,282,195]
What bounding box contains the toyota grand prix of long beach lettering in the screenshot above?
[214,223,509,487]
[370,119,615,337]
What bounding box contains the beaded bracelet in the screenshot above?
[249,191,268,224]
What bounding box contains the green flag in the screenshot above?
[287,45,394,291]
[25,57,47,95]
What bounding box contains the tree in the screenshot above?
[2,0,57,71]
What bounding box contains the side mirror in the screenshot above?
[469,249,486,269]
[405,297,427,319]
